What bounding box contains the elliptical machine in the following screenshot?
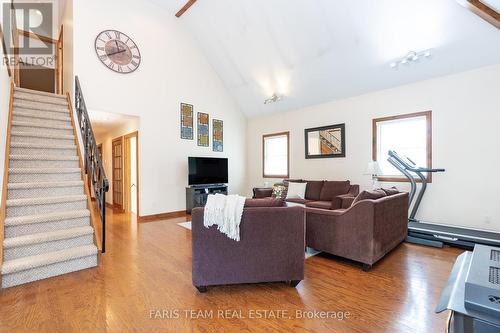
[387,150,500,249]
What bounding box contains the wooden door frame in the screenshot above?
[123,131,139,216]
[112,136,125,212]
[56,25,64,94]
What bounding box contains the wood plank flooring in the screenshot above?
[0,208,461,332]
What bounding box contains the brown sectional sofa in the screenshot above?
[253,179,360,210]
[252,181,409,270]
[306,191,409,270]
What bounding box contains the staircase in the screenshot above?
[1,87,98,288]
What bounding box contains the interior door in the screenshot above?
[112,137,124,211]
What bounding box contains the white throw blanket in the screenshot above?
[203,194,246,241]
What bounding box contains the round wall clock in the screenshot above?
[95,30,141,74]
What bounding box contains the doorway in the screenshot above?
[15,26,64,94]
[123,132,139,215]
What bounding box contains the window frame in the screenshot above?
[262,131,290,179]
[372,111,433,183]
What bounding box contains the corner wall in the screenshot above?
[247,64,500,232]
[72,0,247,216]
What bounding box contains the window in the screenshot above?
[263,132,289,178]
[372,111,432,182]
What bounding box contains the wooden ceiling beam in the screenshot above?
[456,0,500,29]
[175,0,198,18]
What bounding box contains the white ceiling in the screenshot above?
[154,0,500,117]
[88,109,139,137]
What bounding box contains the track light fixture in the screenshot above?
[390,50,432,69]
[264,94,284,105]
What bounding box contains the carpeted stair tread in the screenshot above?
[13,110,71,121]
[7,195,87,207]
[12,120,72,130]
[10,142,76,150]
[8,180,83,190]
[14,87,67,99]
[15,93,68,106]
[1,245,97,275]
[5,209,90,226]
[10,155,79,162]
[13,101,69,113]
[3,226,94,249]
[9,168,81,175]
[11,131,74,140]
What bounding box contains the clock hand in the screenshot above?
[115,40,120,52]
[107,49,127,56]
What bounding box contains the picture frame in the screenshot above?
[180,103,194,140]
[213,119,223,152]
[197,112,209,147]
[304,123,346,159]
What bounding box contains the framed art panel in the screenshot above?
[213,119,223,152]
[197,112,209,147]
[180,103,193,140]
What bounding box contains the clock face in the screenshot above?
[95,30,141,74]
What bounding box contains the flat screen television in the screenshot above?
[188,157,228,186]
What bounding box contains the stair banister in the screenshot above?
[74,76,109,253]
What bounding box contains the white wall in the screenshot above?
[247,64,500,232]
[72,0,246,216]
[95,119,140,205]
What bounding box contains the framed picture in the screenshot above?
[304,123,346,159]
[213,119,223,152]
[197,112,209,147]
[180,103,193,140]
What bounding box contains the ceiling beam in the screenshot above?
[456,0,500,29]
[175,0,198,18]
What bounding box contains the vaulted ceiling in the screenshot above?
[154,0,500,117]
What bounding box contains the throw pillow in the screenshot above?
[381,186,399,196]
[286,182,307,200]
[351,189,387,206]
[272,183,287,199]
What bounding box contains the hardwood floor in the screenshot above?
[0,208,461,332]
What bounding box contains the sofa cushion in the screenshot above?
[380,187,399,196]
[285,198,312,205]
[286,182,307,200]
[319,181,351,200]
[305,181,325,200]
[351,189,387,206]
[305,201,332,210]
[245,198,285,208]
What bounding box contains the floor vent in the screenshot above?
[489,266,500,284]
[491,250,500,262]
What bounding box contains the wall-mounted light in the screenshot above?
[390,49,432,69]
[264,94,284,105]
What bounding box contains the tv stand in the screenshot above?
[186,184,228,214]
